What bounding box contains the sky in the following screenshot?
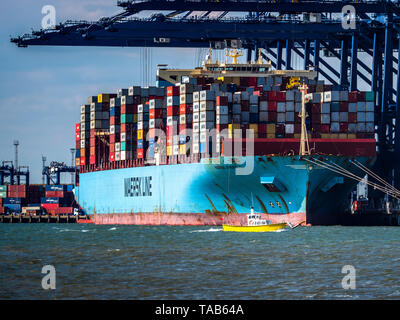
[0,0,203,184]
[0,1,372,184]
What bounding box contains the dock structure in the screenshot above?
[0,214,90,223]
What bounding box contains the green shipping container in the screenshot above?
[0,185,7,192]
[121,114,133,124]
[366,91,375,102]
[0,191,7,198]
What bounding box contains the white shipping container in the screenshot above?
[115,151,121,161]
[90,102,102,112]
[115,142,121,152]
[80,140,86,148]
[180,83,193,95]
[121,132,126,142]
[193,123,200,132]
[137,121,143,130]
[167,96,180,106]
[193,112,200,123]
[193,91,200,101]
[110,98,121,108]
[193,133,200,143]
[200,132,207,142]
[193,101,200,112]
[173,145,180,155]
[200,121,215,132]
[172,135,179,145]
[285,124,294,134]
[81,105,90,114]
[149,118,164,129]
[192,142,199,154]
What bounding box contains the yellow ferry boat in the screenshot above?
[222,212,287,232]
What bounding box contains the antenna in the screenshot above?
[42,155,47,185]
[13,140,19,171]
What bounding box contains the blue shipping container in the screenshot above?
[3,204,21,212]
[45,185,65,191]
[41,197,60,204]
[3,198,22,205]
[66,185,74,192]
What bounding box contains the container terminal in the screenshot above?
[7,0,400,226]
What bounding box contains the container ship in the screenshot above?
[74,50,376,226]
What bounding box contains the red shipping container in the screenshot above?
[216,124,229,132]
[137,149,144,159]
[90,129,96,136]
[320,124,330,133]
[110,153,115,162]
[110,116,121,126]
[276,92,286,102]
[312,124,321,132]
[268,111,277,122]
[166,126,177,136]
[76,123,81,133]
[110,134,120,144]
[216,96,228,106]
[258,124,267,133]
[167,86,180,96]
[357,92,366,101]
[0,207,4,214]
[110,143,115,153]
[41,203,59,210]
[348,92,358,102]
[312,114,321,124]
[268,101,277,112]
[167,136,173,145]
[80,157,86,166]
[0,198,2,206]
[267,91,277,101]
[241,100,250,109]
[121,104,137,114]
[340,123,349,132]
[179,104,193,114]
[240,77,249,87]
[150,108,163,119]
[339,102,349,112]
[248,77,257,86]
[348,113,357,123]
[90,155,95,165]
[76,132,80,141]
[179,124,187,132]
[311,104,321,114]
[45,191,64,198]
[76,140,80,149]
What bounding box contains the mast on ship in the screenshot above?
[299,83,310,156]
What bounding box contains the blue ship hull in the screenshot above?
[75,155,374,225]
